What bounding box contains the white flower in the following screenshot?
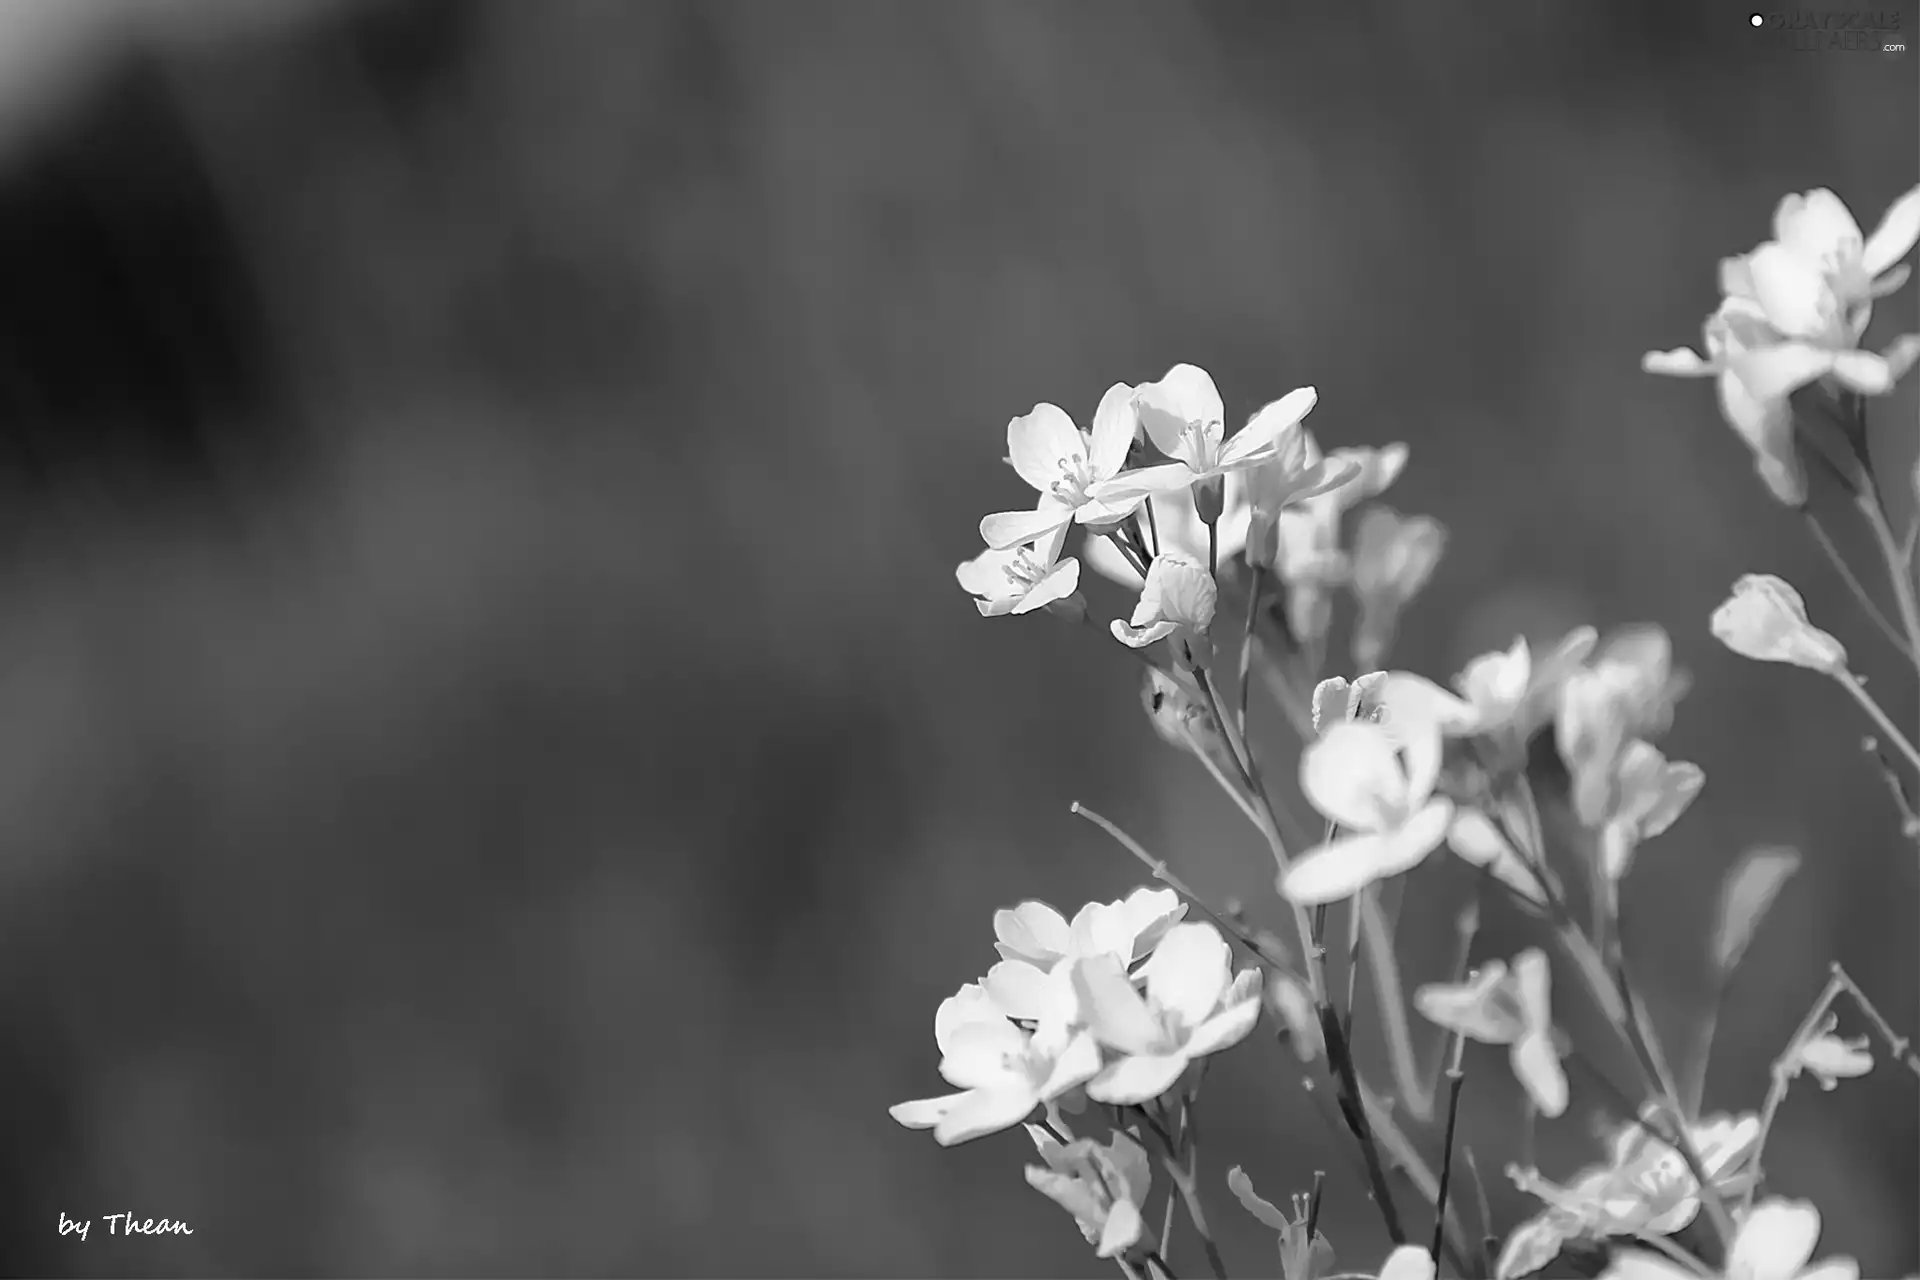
[1450,629,1600,746]
[1379,1245,1438,1280]
[1599,1197,1857,1280]
[1643,295,1808,506]
[1268,436,1409,645]
[889,978,1101,1145]
[1280,719,1454,906]
[1083,478,1251,588]
[979,386,1144,550]
[1310,671,1389,734]
[1074,922,1262,1104]
[1242,427,1362,568]
[1348,508,1447,669]
[1111,553,1218,648]
[987,889,1188,1019]
[1089,363,1319,502]
[1501,1113,1761,1279]
[1789,1015,1873,1091]
[1555,626,1687,826]
[1266,971,1324,1063]
[1025,1128,1155,1260]
[1443,802,1548,907]
[1710,574,1848,675]
[1414,949,1567,1117]
[1597,740,1706,885]
[1225,1167,1335,1280]
[955,528,1081,617]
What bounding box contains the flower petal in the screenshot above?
[1008,403,1088,493]
[1863,183,1920,278]
[889,1090,972,1130]
[1595,1250,1697,1280]
[994,901,1072,965]
[1512,947,1554,1031]
[1120,887,1188,960]
[1748,242,1837,338]
[1039,1029,1105,1099]
[1512,1030,1569,1118]
[1729,341,1836,400]
[1729,1198,1822,1279]
[1087,1052,1191,1105]
[1142,922,1233,1029]
[1220,387,1317,466]
[1096,1197,1147,1258]
[1073,954,1164,1055]
[1828,348,1894,394]
[1009,556,1081,616]
[1089,382,1140,478]
[934,1083,1039,1145]
[1379,1244,1438,1280]
[1134,363,1224,457]
[1185,993,1261,1057]
[1299,721,1403,831]
[984,959,1056,1021]
[1281,812,1447,905]
[1414,963,1515,1043]
[980,502,1074,551]
[1111,617,1178,648]
[934,983,1010,1054]
[1642,346,1715,377]
[939,1020,1030,1089]
[1774,189,1863,270]
[1091,462,1199,502]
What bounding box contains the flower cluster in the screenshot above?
[915,184,1920,1280]
[1643,185,1920,506]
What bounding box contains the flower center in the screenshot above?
[1001,550,1044,590]
[1047,455,1093,505]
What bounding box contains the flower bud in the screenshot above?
[1111,554,1218,649]
[1192,473,1225,526]
[1709,574,1848,675]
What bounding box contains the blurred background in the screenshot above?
[0,0,1912,1274]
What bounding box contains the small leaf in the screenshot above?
[1710,845,1801,978]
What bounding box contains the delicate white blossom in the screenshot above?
[1112,553,1218,649]
[1281,719,1453,905]
[1597,739,1706,885]
[979,386,1144,550]
[889,979,1101,1145]
[1710,574,1848,675]
[1348,508,1447,669]
[1788,1015,1874,1091]
[1414,949,1567,1117]
[1090,364,1319,502]
[956,528,1081,617]
[1310,671,1389,734]
[1379,1245,1439,1280]
[987,889,1187,1019]
[1074,922,1262,1104]
[1599,1196,1857,1280]
[1225,1166,1336,1280]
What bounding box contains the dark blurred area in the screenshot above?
[0,0,1912,1275]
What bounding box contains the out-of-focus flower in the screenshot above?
[1555,626,1687,826]
[1444,802,1548,907]
[1268,436,1409,647]
[1502,1110,1761,1276]
[1226,1166,1336,1280]
[1112,554,1218,649]
[1083,477,1251,588]
[1074,922,1262,1104]
[989,889,1187,1019]
[1729,186,1920,337]
[1598,1196,1857,1280]
[1597,740,1705,885]
[956,528,1081,617]
[1414,949,1567,1117]
[1089,364,1319,502]
[1642,296,1805,506]
[1025,1127,1155,1260]
[979,387,1144,549]
[1349,508,1446,669]
[1709,575,1848,676]
[1281,719,1454,905]
[1788,1015,1874,1091]
[1243,429,1361,569]
[1450,630,1601,749]
[1310,671,1389,734]
[1266,971,1323,1063]
[889,978,1101,1145]
[1378,1245,1438,1280]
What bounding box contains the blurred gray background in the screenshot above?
[0,0,1912,1275]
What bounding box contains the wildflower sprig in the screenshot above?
[913,180,1920,1280]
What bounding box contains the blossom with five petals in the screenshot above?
[1599,1196,1857,1280]
[1280,718,1454,906]
[1074,922,1262,1104]
[1414,949,1567,1117]
[889,979,1101,1145]
[1090,364,1319,503]
[955,527,1081,617]
[979,386,1144,551]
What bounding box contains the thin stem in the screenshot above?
[1746,970,1846,1213]
[1357,885,1431,1122]
[1430,1033,1468,1267]
[1237,567,1262,737]
[1831,961,1920,1078]
[1145,1251,1180,1280]
[1832,670,1920,773]
[1357,1079,1476,1276]
[1316,1003,1405,1246]
[1802,509,1916,666]
[1147,1116,1228,1280]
